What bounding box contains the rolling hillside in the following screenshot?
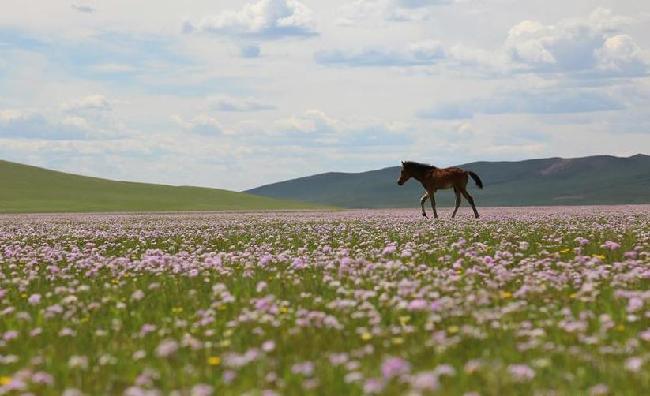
[247,154,650,208]
[0,160,325,213]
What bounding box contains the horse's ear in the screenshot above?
[401,161,405,165]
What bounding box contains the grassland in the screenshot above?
[0,160,324,213]
[0,206,649,395]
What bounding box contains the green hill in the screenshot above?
[0,160,325,213]
[247,154,650,208]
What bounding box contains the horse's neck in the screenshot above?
[413,168,431,183]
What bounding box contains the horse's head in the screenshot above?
[397,161,411,186]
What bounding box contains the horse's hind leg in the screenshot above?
[460,188,479,218]
[420,193,429,218]
[452,188,461,218]
[429,191,439,219]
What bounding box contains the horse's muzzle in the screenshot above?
[397,180,404,186]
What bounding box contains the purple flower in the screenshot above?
[381,357,411,379]
[131,290,145,301]
[223,370,237,384]
[31,371,54,385]
[627,297,644,313]
[256,281,268,293]
[601,240,620,250]
[508,364,535,382]
[410,372,439,391]
[328,353,348,365]
[407,299,428,311]
[291,258,307,269]
[140,324,157,337]
[625,357,644,372]
[589,384,609,395]
[262,340,275,353]
[28,293,41,305]
[382,244,397,255]
[640,329,650,342]
[3,330,18,341]
[624,251,638,259]
[291,361,315,376]
[575,237,589,246]
[155,339,179,358]
[363,378,385,394]
[191,384,214,396]
[259,254,273,267]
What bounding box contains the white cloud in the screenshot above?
[260,110,412,147]
[0,94,129,141]
[596,34,650,76]
[418,88,624,119]
[504,8,649,77]
[183,0,317,39]
[90,63,138,74]
[327,7,650,78]
[337,0,460,25]
[71,4,95,14]
[209,96,275,112]
[172,114,226,136]
[315,40,446,66]
[62,95,112,113]
[273,109,339,134]
[0,109,95,140]
[239,44,262,58]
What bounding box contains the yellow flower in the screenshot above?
[560,248,570,253]
[0,376,11,386]
[616,324,625,332]
[361,332,372,341]
[399,316,410,325]
[207,356,221,366]
[219,339,231,348]
[392,337,404,345]
[593,255,606,261]
[448,326,459,334]
[279,307,289,314]
[171,307,183,314]
[569,293,578,299]
[500,291,512,299]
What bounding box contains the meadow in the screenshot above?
[0,206,649,395]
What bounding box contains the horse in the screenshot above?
[397,161,484,219]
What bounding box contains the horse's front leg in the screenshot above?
[420,193,429,218]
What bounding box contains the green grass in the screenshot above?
[0,160,327,213]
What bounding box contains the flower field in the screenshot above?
[1,206,649,395]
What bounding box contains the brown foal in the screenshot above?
[397,161,484,219]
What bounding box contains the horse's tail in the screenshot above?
[467,171,484,189]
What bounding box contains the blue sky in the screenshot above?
[0,0,649,190]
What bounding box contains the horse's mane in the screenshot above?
[402,161,437,172]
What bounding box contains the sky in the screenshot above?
[1,0,649,191]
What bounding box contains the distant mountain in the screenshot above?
[246,154,650,208]
[0,160,326,213]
